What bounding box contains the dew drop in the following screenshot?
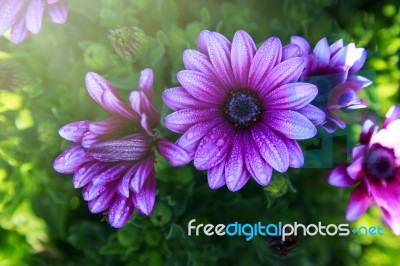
[187,133,194,140]
[216,139,225,147]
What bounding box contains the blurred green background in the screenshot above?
[0,0,399,265]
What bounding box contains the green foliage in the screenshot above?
[0,0,399,265]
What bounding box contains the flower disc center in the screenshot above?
[223,90,261,128]
[363,145,396,181]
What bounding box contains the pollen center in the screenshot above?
[223,90,261,128]
[363,145,396,181]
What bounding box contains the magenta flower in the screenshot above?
[288,36,371,133]
[0,0,68,44]
[162,30,325,192]
[53,69,190,228]
[328,105,400,235]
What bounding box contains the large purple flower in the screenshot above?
[289,36,371,133]
[0,0,68,44]
[328,105,400,235]
[162,30,325,192]
[53,69,190,228]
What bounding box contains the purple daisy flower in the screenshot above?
[0,0,68,44]
[53,69,190,228]
[328,105,400,235]
[162,30,325,192]
[288,36,372,133]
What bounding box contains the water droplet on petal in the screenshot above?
[187,133,194,140]
[216,139,224,147]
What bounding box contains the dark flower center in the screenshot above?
[223,90,261,128]
[363,144,396,181]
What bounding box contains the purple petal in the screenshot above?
[47,0,59,4]
[313,37,330,65]
[138,68,154,103]
[349,48,367,73]
[347,75,372,89]
[328,165,357,187]
[91,163,131,186]
[156,138,191,166]
[282,44,301,61]
[346,157,363,180]
[88,134,151,162]
[194,122,233,170]
[10,16,29,45]
[263,110,317,140]
[88,116,126,135]
[53,145,90,174]
[244,131,272,186]
[231,30,256,88]
[226,167,250,192]
[163,108,220,133]
[207,31,236,88]
[177,70,226,104]
[177,117,224,156]
[25,0,45,34]
[47,0,68,24]
[368,178,400,214]
[359,119,377,145]
[329,39,343,55]
[117,165,138,198]
[225,132,246,192]
[132,172,156,216]
[251,123,289,173]
[346,185,371,221]
[259,57,305,97]
[248,37,282,90]
[130,155,155,193]
[88,188,116,213]
[85,72,139,121]
[129,91,158,131]
[0,0,25,35]
[59,120,90,142]
[264,82,317,110]
[383,105,400,128]
[197,30,211,55]
[162,87,212,111]
[207,162,226,189]
[285,138,304,168]
[73,162,107,188]
[297,104,326,126]
[84,182,109,201]
[290,36,311,55]
[81,131,101,149]
[108,195,134,228]
[382,209,400,236]
[352,145,367,160]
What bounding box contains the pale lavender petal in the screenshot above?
[346,185,371,221]
[26,0,45,34]
[118,165,138,198]
[282,44,301,61]
[231,30,256,88]
[346,157,363,180]
[47,0,59,4]
[138,113,155,137]
[259,57,304,97]
[207,31,236,88]
[0,0,24,35]
[197,30,211,55]
[84,182,109,201]
[297,104,326,126]
[328,165,358,187]
[163,108,220,133]
[244,131,272,186]
[162,87,213,111]
[47,0,68,24]
[81,131,101,149]
[359,119,377,145]
[352,145,367,160]
[251,123,289,172]
[349,48,367,73]
[138,68,154,102]
[108,195,134,228]
[226,167,250,192]
[382,209,400,235]
[88,135,151,162]
[383,105,400,128]
[73,162,107,188]
[347,75,372,89]
[177,70,226,104]
[285,138,304,168]
[156,138,191,166]
[132,172,156,216]
[130,155,154,193]
[10,16,29,45]
[88,116,126,135]
[248,37,282,90]
[53,145,90,174]
[85,72,139,121]
[225,132,244,191]
[264,82,317,110]
[329,39,343,55]
[129,91,158,128]
[207,162,225,189]
[88,188,116,213]
[290,36,311,55]
[194,122,233,170]
[263,110,317,140]
[91,163,130,186]
[313,37,330,65]
[59,120,90,142]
